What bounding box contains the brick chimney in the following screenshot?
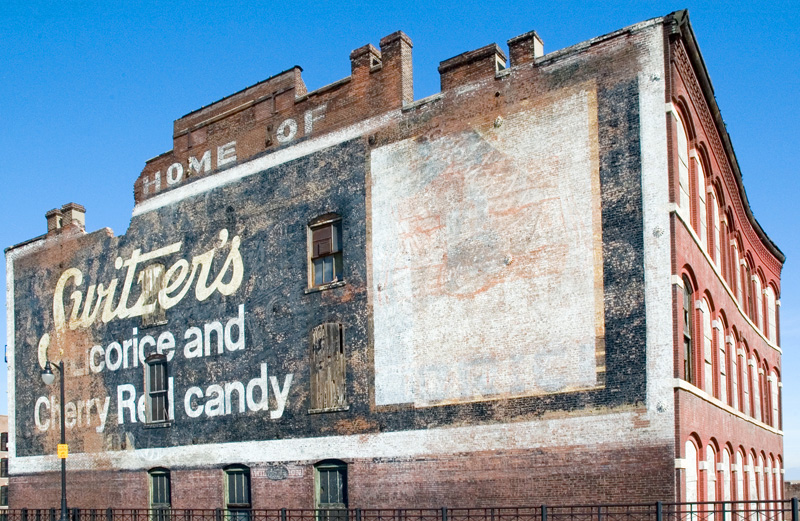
[46,203,85,235]
[507,30,544,67]
[45,208,63,235]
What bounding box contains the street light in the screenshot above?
[41,360,68,521]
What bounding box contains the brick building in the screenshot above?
[4,10,784,511]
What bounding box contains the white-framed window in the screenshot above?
[717,321,727,405]
[722,449,732,502]
[700,299,713,393]
[736,451,745,502]
[683,277,696,384]
[754,276,764,331]
[741,348,751,416]
[145,355,169,423]
[729,336,739,410]
[770,371,780,429]
[733,243,742,303]
[748,453,758,521]
[766,286,777,343]
[309,215,343,288]
[696,158,708,249]
[676,113,692,212]
[706,445,717,512]
[751,356,761,422]
[685,440,699,505]
[711,191,721,266]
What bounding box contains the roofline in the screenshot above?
[667,10,785,264]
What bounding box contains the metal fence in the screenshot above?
[1,500,798,521]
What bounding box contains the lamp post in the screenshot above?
[41,360,68,521]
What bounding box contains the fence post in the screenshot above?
[542,505,547,521]
[105,507,112,521]
[215,508,222,521]
[21,508,28,521]
[791,498,798,521]
[441,507,447,521]
[720,501,726,521]
[356,509,362,521]
[656,502,662,521]
[72,508,79,521]
[281,509,287,521]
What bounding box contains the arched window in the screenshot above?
[775,458,783,504]
[736,450,745,502]
[722,449,732,502]
[696,158,708,249]
[676,112,692,212]
[730,332,739,410]
[706,445,717,510]
[766,286,777,343]
[748,452,758,520]
[764,455,773,511]
[711,190,722,266]
[751,354,762,422]
[683,277,696,384]
[732,242,742,303]
[757,454,766,521]
[716,317,727,404]
[741,345,751,416]
[770,370,780,429]
[686,439,699,505]
[754,276,764,331]
[700,299,713,393]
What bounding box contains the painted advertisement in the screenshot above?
[371,88,606,406]
[11,139,369,457]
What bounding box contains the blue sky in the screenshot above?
[2,0,799,479]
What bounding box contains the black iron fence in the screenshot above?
[2,500,798,521]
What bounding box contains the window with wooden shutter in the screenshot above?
[310,323,347,412]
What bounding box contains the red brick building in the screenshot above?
[4,10,783,511]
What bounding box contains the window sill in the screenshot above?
[143,421,173,429]
[308,405,350,414]
[304,280,346,294]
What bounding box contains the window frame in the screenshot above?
[308,215,343,290]
[315,460,348,511]
[145,354,170,424]
[149,468,171,511]
[682,277,695,385]
[224,465,251,511]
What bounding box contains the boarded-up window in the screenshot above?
[141,263,167,328]
[310,323,346,411]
